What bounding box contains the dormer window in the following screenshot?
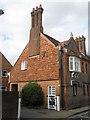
[21,61,27,71]
[69,56,81,72]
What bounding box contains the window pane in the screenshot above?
[70,62,73,70]
[2,70,8,77]
[73,84,77,96]
[70,58,73,61]
[69,57,80,72]
[21,61,27,70]
[69,57,73,71]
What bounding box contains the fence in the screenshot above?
[1,91,18,119]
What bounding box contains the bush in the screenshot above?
[21,82,44,107]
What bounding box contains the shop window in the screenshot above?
[73,84,77,96]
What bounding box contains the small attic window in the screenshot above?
[21,61,27,71]
[43,52,46,57]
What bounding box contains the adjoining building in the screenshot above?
[10,5,90,110]
[0,9,4,16]
[0,52,12,91]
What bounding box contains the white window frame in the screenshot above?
[69,57,74,71]
[1,70,8,77]
[48,86,56,96]
[8,72,10,83]
[21,61,27,71]
[69,56,81,72]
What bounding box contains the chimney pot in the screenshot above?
[82,35,84,38]
[33,8,35,12]
[70,32,73,38]
[79,36,81,39]
[39,4,42,8]
[36,6,38,10]
[29,4,43,56]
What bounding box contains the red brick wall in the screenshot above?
[10,33,60,105]
[10,33,59,83]
[12,80,60,106]
[1,53,12,90]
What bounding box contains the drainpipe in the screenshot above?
[59,46,65,110]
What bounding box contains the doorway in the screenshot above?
[48,86,56,110]
[11,84,18,92]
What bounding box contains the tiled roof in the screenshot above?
[61,37,73,46]
[43,33,60,46]
[61,40,69,46]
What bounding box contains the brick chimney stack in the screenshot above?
[75,35,86,55]
[29,5,43,57]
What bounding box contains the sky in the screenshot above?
[0,0,89,65]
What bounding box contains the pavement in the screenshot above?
[21,105,90,118]
[68,110,90,119]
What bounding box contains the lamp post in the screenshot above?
[0,9,4,16]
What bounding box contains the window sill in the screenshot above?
[1,76,8,78]
[21,69,27,71]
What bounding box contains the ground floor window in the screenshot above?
[0,86,7,91]
[73,84,77,96]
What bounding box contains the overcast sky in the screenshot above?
[0,0,89,65]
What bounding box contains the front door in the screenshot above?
[48,86,56,110]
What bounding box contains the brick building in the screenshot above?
[0,52,12,91]
[10,5,90,110]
